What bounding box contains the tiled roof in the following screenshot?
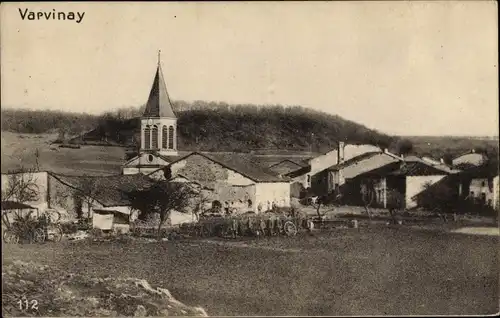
[50,173,155,207]
[403,156,459,174]
[390,161,453,176]
[162,152,289,183]
[285,165,312,178]
[327,152,382,171]
[268,160,305,175]
[143,63,176,119]
[356,159,455,178]
[199,152,289,183]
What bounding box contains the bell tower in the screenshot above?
[140,50,178,156]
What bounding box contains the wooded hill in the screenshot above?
[1,102,398,153]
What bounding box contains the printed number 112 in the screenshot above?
[18,299,38,311]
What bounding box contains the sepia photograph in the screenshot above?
[1,1,498,316]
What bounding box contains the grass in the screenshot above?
[1,132,126,175]
[2,225,498,316]
[0,132,313,175]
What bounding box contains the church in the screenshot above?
[122,53,180,175]
[121,53,292,213]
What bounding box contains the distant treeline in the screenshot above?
[176,103,396,152]
[3,101,497,159]
[1,108,99,135]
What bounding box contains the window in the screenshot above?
[247,199,253,208]
[306,175,311,185]
[144,126,151,149]
[212,200,222,213]
[168,126,175,149]
[147,154,154,163]
[162,126,168,149]
[481,181,486,187]
[151,126,159,149]
[480,193,486,204]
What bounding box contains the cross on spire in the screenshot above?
[158,50,161,66]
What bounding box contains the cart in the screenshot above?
[2,208,63,244]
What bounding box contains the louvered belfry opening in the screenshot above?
[152,125,159,149]
[162,125,168,149]
[168,126,174,149]
[144,126,151,149]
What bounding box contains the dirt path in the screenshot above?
[450,227,499,236]
[195,239,304,253]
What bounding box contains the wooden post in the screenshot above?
[382,177,387,209]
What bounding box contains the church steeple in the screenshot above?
[143,50,176,119]
[140,51,178,156]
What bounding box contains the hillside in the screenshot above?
[2,103,498,176]
[1,102,396,153]
[405,135,499,163]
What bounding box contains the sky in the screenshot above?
[1,1,498,136]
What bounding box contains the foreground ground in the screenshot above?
[3,224,498,316]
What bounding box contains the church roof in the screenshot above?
[143,55,176,119]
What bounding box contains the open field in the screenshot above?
[1,132,126,175]
[0,132,314,175]
[3,225,498,316]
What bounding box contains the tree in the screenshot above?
[417,181,457,221]
[72,176,99,220]
[360,179,376,219]
[34,148,41,171]
[1,168,40,204]
[393,138,414,156]
[124,181,197,239]
[386,189,405,224]
[1,168,40,227]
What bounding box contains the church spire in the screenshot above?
[142,51,176,119]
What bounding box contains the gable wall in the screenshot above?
[169,154,254,186]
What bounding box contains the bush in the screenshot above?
[60,222,78,234]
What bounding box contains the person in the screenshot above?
[259,217,266,238]
[231,217,238,239]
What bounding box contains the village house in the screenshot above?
[1,170,160,232]
[285,144,398,196]
[307,149,404,197]
[148,152,291,214]
[452,149,488,167]
[350,156,461,209]
[456,165,499,209]
[122,53,180,175]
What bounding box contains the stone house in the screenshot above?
[50,173,155,222]
[148,152,291,214]
[351,157,460,209]
[455,165,499,209]
[1,171,159,226]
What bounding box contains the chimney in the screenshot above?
[472,149,475,153]
[384,148,388,153]
[440,158,444,164]
[338,141,345,164]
